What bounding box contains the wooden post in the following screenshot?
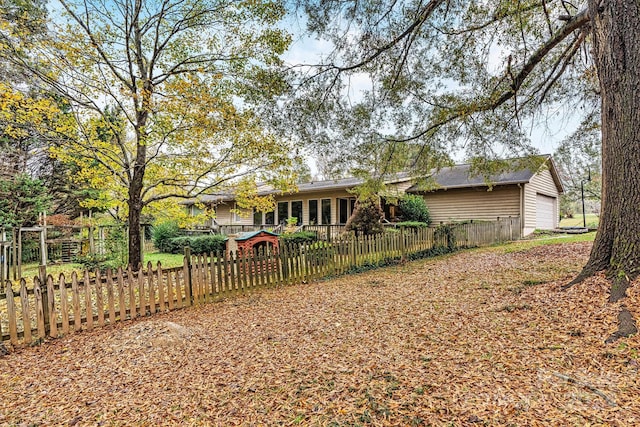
[400,228,406,262]
[184,247,193,305]
[11,227,17,280]
[39,225,47,267]
[0,227,6,283]
[17,227,22,279]
[39,265,49,333]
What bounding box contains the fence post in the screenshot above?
[400,228,406,262]
[183,247,193,305]
[39,265,50,334]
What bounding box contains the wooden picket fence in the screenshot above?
[0,218,520,345]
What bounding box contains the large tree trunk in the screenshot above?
[128,138,147,270]
[127,182,143,270]
[573,0,640,340]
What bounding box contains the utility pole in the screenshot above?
[581,168,591,229]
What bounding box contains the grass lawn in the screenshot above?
[559,213,599,228]
[16,251,186,281]
[1,234,638,425]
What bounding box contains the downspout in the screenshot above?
[519,183,524,237]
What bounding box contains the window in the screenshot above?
[339,198,349,224]
[321,199,331,225]
[265,211,274,225]
[291,201,303,225]
[277,201,289,224]
[309,200,318,225]
[338,198,356,224]
[253,210,262,226]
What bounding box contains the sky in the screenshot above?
[280,13,584,167]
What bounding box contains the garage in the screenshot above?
[536,193,556,229]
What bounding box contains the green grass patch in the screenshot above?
[559,214,599,228]
[15,251,185,282]
[142,251,185,268]
[499,232,595,253]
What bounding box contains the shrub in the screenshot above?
[75,253,125,273]
[151,221,181,252]
[399,195,431,225]
[345,200,384,236]
[166,234,227,255]
[280,231,318,245]
[434,224,456,251]
[395,221,429,229]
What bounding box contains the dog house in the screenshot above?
[229,230,280,276]
[233,230,279,256]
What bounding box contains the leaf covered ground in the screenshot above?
[1,241,639,426]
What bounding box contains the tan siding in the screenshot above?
[423,186,521,224]
[386,180,414,195]
[214,203,252,225]
[214,204,232,225]
[523,169,560,233]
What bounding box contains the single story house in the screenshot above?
[185,155,563,236]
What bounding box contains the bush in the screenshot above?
[345,200,384,236]
[166,234,227,255]
[75,253,125,273]
[434,224,456,252]
[152,221,181,252]
[280,231,318,245]
[395,221,429,229]
[399,195,431,225]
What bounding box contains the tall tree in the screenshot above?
[5,0,297,267]
[292,0,640,338]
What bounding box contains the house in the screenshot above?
[185,155,563,237]
[405,156,563,235]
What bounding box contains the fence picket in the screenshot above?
[127,266,136,318]
[45,275,57,338]
[83,272,93,330]
[106,270,116,324]
[6,283,18,344]
[19,279,33,343]
[216,252,223,294]
[147,262,156,314]
[175,270,183,309]
[137,268,146,315]
[71,272,81,331]
[95,270,105,327]
[117,268,126,321]
[59,274,69,335]
[157,262,165,312]
[33,277,47,339]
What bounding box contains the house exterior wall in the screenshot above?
[214,202,253,226]
[253,189,355,225]
[422,185,521,224]
[523,168,560,235]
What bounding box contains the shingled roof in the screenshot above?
[184,156,562,205]
[407,155,563,193]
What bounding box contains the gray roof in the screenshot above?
[185,173,412,205]
[407,155,563,193]
[407,164,535,192]
[184,157,562,204]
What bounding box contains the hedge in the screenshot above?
[166,235,227,255]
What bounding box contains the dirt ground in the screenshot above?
[1,241,639,426]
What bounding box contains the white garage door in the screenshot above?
[536,194,556,229]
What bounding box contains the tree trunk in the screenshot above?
[573,0,640,340]
[128,181,143,270]
[128,138,147,270]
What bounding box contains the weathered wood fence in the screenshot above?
[0,218,520,345]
